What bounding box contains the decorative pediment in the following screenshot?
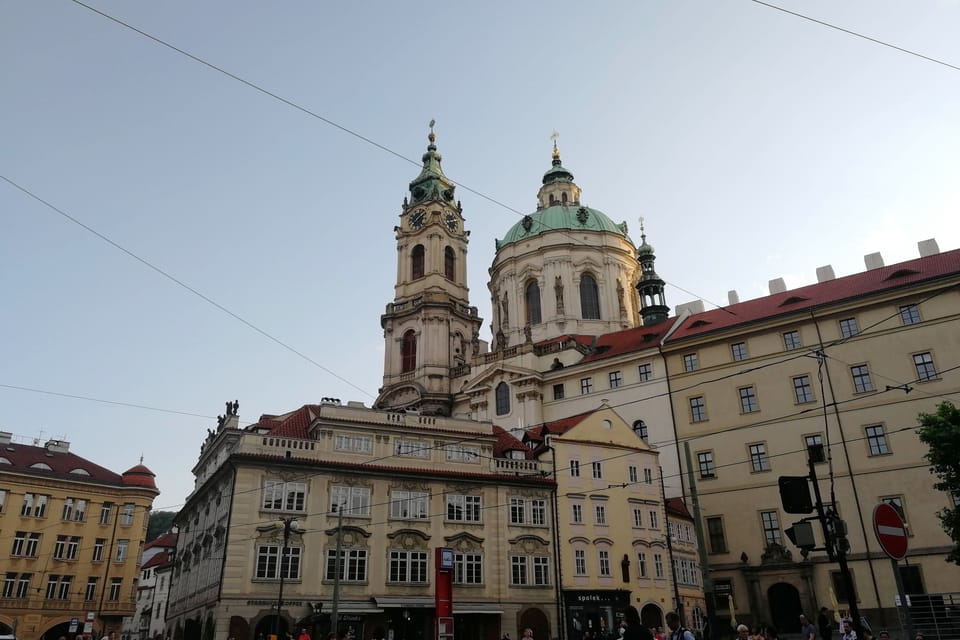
[323,525,372,543]
[387,528,431,550]
[445,532,485,552]
[568,536,590,544]
[507,534,550,553]
[461,363,541,392]
[592,537,614,545]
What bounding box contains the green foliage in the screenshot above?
[147,510,177,541]
[917,401,960,565]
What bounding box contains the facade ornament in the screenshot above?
[501,291,510,328]
[554,275,565,315]
[616,279,626,317]
[224,400,239,417]
[523,323,532,344]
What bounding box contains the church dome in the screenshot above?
[497,204,629,250]
[122,464,157,489]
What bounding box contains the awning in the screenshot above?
[374,596,435,608]
[453,604,504,615]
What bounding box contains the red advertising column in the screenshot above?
[436,548,455,640]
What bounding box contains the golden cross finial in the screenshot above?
[550,130,560,159]
[428,119,436,144]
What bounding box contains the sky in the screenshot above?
[2,1,959,510]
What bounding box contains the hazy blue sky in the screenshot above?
[3,1,959,508]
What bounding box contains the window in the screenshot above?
[805,434,825,463]
[390,490,429,519]
[12,532,40,557]
[335,434,372,453]
[595,504,607,525]
[632,508,644,528]
[598,550,611,576]
[697,451,716,479]
[389,550,428,583]
[411,244,425,279]
[580,274,601,319]
[866,425,890,456]
[446,494,482,522]
[107,577,122,601]
[46,575,73,600]
[85,577,98,601]
[731,342,748,361]
[633,420,648,441]
[526,280,542,324]
[401,330,417,373]
[749,443,770,472]
[454,552,483,584]
[654,553,664,578]
[263,481,307,512]
[330,486,371,517]
[760,510,782,546]
[683,353,699,372]
[531,499,546,525]
[793,375,815,403]
[53,535,81,561]
[572,504,583,523]
[899,304,921,325]
[21,493,48,517]
[574,549,587,575]
[850,364,874,393]
[444,246,456,280]
[591,461,603,479]
[913,352,938,382]
[638,552,648,578]
[510,555,550,586]
[325,549,368,582]
[0,489,5,513]
[120,502,135,525]
[706,517,727,553]
[570,459,580,477]
[899,564,924,594]
[881,496,906,522]
[495,382,511,415]
[831,570,855,603]
[609,370,623,388]
[642,468,652,485]
[580,377,593,395]
[738,386,759,413]
[446,444,479,462]
[100,502,113,525]
[115,539,129,562]
[553,384,565,400]
[783,330,802,350]
[510,498,526,524]
[638,363,653,381]
[62,497,88,522]
[628,466,639,483]
[649,510,659,529]
[255,544,302,579]
[689,396,707,422]
[395,439,429,458]
[839,317,859,338]
[5,573,32,598]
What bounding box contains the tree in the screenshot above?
[147,510,177,541]
[917,401,960,565]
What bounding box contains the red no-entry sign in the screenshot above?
[873,503,908,560]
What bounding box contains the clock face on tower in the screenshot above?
[445,212,458,232]
[410,209,426,229]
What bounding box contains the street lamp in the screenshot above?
[330,502,346,638]
[273,518,301,640]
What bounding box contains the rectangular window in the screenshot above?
[649,510,659,530]
[761,510,782,546]
[731,342,748,361]
[325,549,368,582]
[706,517,727,553]
[12,532,41,557]
[120,502,135,525]
[654,553,664,578]
[446,494,482,523]
[0,489,6,513]
[255,545,302,580]
[531,499,546,525]
[263,481,307,512]
[866,425,890,456]
[638,552,648,578]
[643,468,654,484]
[913,352,938,382]
[683,353,699,372]
[115,539,129,562]
[574,549,587,575]
[85,577,98,601]
[598,550,611,576]
[93,538,106,562]
[446,444,480,462]
[804,434,825,463]
[592,461,603,479]
[334,434,372,453]
[533,556,550,585]
[783,330,802,350]
[510,498,526,524]
[595,504,606,525]
[881,496,906,522]
[572,503,583,524]
[330,486,371,517]
[21,493,48,518]
[793,375,814,403]
[580,377,593,394]
[690,396,707,422]
[109,578,122,601]
[62,497,88,522]
[570,460,580,477]
[389,550,428,583]
[100,502,113,525]
[738,386,759,413]
[510,556,527,585]
[454,553,482,585]
[632,508,644,528]
[831,570,855,603]
[54,535,68,560]
[395,439,429,458]
[628,466,638,483]
[697,451,716,479]
[390,490,429,519]
[749,443,770,472]
[638,363,653,381]
[553,384,565,400]
[839,317,859,338]
[899,304,921,325]
[46,575,73,600]
[851,364,874,393]
[609,371,623,388]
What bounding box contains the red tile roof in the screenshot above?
[533,334,596,349]
[523,411,594,446]
[492,425,527,457]
[145,532,178,550]
[665,497,693,520]
[141,550,174,570]
[581,318,679,363]
[666,248,960,343]
[0,442,127,486]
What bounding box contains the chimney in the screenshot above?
[0,431,11,446]
[918,238,940,257]
[816,265,836,283]
[675,300,705,316]
[45,439,70,454]
[727,290,740,305]
[864,253,885,270]
[768,278,786,295]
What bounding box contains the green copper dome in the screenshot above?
[496,205,630,250]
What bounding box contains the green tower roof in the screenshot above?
[496,205,630,250]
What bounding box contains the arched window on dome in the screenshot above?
[412,245,425,280]
[632,419,648,441]
[561,192,568,205]
[401,330,417,373]
[495,382,511,416]
[580,273,601,319]
[444,246,455,280]
[525,280,542,325]
[549,194,556,205]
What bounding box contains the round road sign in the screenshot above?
[873,502,908,560]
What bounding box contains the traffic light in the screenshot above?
[784,521,816,551]
[778,475,814,514]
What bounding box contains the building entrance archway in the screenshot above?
[518,607,550,640]
[767,582,803,634]
[640,605,663,629]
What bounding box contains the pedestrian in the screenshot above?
[665,612,695,640]
[621,606,653,640]
[818,609,833,640]
[299,629,311,640]
[800,615,817,640]
[841,620,857,640]
[523,629,534,640]
[736,625,750,640]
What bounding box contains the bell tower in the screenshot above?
[375,125,483,416]
[636,220,669,326]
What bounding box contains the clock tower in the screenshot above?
[375,127,482,415]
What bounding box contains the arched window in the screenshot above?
[411,245,425,280]
[444,246,455,280]
[561,192,568,204]
[401,330,417,373]
[525,280,542,324]
[632,420,648,441]
[580,273,601,319]
[495,382,510,416]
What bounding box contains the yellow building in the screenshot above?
[663,244,960,632]
[0,432,159,639]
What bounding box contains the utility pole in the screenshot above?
[684,442,718,640]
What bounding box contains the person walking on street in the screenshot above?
[800,616,817,640]
[818,609,833,640]
[665,612,695,640]
[622,607,654,640]
[841,620,857,640]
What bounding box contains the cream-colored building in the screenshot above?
[663,244,960,632]
[0,432,159,639]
